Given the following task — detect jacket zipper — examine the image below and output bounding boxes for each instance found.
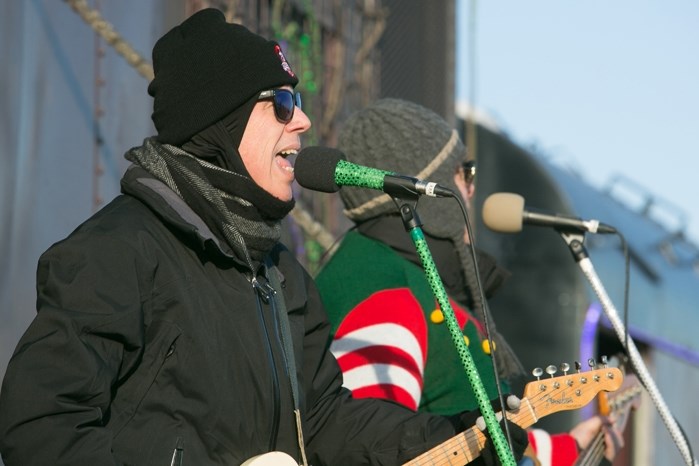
[252,278,281,452]
[169,437,184,466]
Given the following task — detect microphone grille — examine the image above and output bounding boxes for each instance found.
[482,192,525,233]
[294,146,346,193]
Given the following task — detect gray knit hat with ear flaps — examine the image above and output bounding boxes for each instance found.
[338,98,524,381]
[338,98,463,238]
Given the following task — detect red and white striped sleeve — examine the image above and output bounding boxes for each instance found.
[528,429,579,466]
[330,288,428,411]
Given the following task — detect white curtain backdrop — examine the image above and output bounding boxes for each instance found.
[0,0,175,401]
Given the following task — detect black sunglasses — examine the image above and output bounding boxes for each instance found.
[258,89,302,123]
[461,160,476,184]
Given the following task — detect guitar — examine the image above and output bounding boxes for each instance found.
[574,372,642,466]
[240,451,298,465]
[403,366,623,466]
[239,366,623,466]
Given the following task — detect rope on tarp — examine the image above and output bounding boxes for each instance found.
[63,0,154,81]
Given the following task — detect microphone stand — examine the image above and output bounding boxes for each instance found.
[394,198,516,466]
[558,230,697,466]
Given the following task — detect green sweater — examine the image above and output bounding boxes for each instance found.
[317,231,503,414]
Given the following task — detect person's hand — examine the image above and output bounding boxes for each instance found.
[446,395,528,464]
[569,415,624,462]
[474,395,528,465]
[451,394,522,431]
[479,419,529,466]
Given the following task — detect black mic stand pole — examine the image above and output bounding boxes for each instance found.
[559,230,696,466]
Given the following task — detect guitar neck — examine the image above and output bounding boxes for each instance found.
[575,431,606,466]
[574,407,634,466]
[574,375,641,466]
[403,399,538,465]
[404,367,623,466]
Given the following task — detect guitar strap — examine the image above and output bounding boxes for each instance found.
[265,259,309,466]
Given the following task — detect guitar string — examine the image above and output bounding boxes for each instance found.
[576,381,641,466]
[408,385,595,465]
[407,400,543,465]
[577,433,606,466]
[406,374,615,466]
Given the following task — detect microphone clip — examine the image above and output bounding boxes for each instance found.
[395,201,423,232]
[558,230,589,262]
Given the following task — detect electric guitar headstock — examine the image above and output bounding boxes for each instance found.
[522,358,623,420]
[403,357,623,466]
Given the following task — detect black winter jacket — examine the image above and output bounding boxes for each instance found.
[0,166,458,466]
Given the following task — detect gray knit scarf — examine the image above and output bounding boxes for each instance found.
[125,137,294,271]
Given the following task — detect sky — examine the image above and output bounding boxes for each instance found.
[455,1,699,244]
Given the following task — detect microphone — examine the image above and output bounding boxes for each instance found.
[294,146,454,198]
[482,192,617,234]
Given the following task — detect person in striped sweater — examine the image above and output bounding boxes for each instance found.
[316,98,621,466]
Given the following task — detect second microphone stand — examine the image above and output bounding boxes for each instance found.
[559,230,696,466]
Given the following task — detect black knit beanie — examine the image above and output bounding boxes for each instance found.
[148,8,299,145]
[337,98,465,240]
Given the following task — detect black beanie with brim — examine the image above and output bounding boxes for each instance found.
[148,8,299,146]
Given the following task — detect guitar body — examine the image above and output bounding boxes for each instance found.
[240,451,298,466]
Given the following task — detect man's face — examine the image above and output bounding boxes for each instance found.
[238,85,311,201]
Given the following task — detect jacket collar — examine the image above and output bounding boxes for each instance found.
[121,164,248,266]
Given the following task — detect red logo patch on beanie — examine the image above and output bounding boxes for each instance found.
[274,44,296,78]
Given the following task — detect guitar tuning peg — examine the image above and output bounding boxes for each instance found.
[545,365,557,378]
[587,358,596,370]
[560,362,570,375]
[600,355,609,367]
[562,362,574,387]
[574,361,582,373]
[532,367,543,380]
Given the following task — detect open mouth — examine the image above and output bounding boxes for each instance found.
[277,149,298,174]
